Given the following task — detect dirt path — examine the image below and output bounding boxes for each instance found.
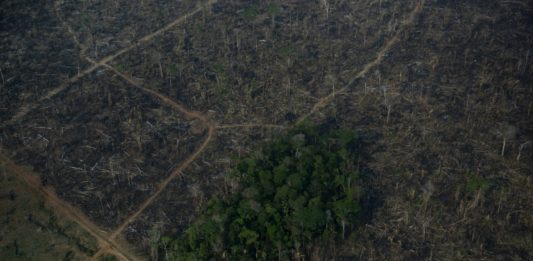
[0,64,100,128]
[295,0,426,125]
[102,64,210,123]
[2,0,426,260]
[90,62,289,259]
[85,62,215,259]
[3,1,218,128]
[88,63,289,258]
[1,2,219,260]
[87,97,215,260]
[0,155,138,261]
[89,125,215,260]
[54,0,86,55]
[90,1,426,259]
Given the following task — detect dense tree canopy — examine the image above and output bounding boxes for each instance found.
[161,122,364,260]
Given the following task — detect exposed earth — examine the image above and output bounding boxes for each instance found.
[1,0,532,260]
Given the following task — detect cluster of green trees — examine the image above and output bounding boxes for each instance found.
[160,123,364,260]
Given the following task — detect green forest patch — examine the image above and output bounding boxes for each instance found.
[160,122,365,260]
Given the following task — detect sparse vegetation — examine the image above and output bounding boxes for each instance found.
[1,0,531,260]
[0,165,98,260]
[243,6,259,22]
[464,173,492,194]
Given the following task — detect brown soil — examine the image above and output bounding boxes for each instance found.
[1,0,531,260]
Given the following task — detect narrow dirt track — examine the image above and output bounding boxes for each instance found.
[2,0,427,260]
[102,63,210,123]
[295,0,426,125]
[91,57,290,260]
[1,63,100,128]
[54,0,86,55]
[3,0,218,128]
[2,2,220,260]
[0,155,137,261]
[90,1,426,259]
[86,61,216,260]
[88,108,215,260]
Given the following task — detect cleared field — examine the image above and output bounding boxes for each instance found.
[0,70,206,230]
[1,0,531,259]
[0,164,99,260]
[0,0,90,123]
[57,0,200,60]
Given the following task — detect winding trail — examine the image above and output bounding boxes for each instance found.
[88,63,216,260]
[90,1,426,259]
[295,0,426,125]
[2,0,426,260]
[3,1,218,260]
[2,1,216,128]
[89,123,215,260]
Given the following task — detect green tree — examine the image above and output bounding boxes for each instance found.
[161,122,364,259]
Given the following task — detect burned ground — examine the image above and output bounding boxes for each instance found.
[109,0,416,125]
[57,0,200,60]
[120,127,281,257]
[0,70,205,229]
[0,164,99,260]
[1,0,532,260]
[0,0,90,123]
